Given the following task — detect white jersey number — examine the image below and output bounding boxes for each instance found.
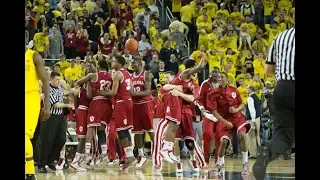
[100,80,112,90]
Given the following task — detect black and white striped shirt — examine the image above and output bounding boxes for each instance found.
[266,27,295,81]
[49,84,64,115]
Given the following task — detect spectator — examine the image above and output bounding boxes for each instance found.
[25,6,37,40]
[64,25,77,59]
[165,54,179,74]
[55,54,70,75]
[64,59,82,85]
[148,54,160,74]
[246,85,261,158]
[33,28,50,58]
[138,34,151,57]
[75,29,89,59]
[153,60,166,88]
[253,0,264,28]
[240,0,255,18]
[63,13,76,32]
[149,0,159,17]
[48,26,64,60]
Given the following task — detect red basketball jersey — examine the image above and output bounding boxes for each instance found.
[78,86,89,108]
[91,71,113,98]
[171,70,194,93]
[115,69,132,101]
[131,70,152,103]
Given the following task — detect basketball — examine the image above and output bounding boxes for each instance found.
[125,38,138,52]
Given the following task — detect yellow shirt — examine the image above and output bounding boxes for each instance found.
[191,50,208,64]
[216,9,229,20]
[71,0,80,11]
[149,27,158,42]
[133,8,145,18]
[64,67,82,82]
[26,49,40,93]
[253,59,266,80]
[207,32,216,50]
[56,60,70,75]
[109,23,118,40]
[213,38,225,51]
[180,5,194,23]
[245,78,254,87]
[204,2,218,18]
[196,15,212,25]
[153,38,164,51]
[198,22,212,38]
[230,12,244,26]
[237,86,248,104]
[172,0,182,12]
[263,0,274,16]
[84,0,96,14]
[38,0,45,14]
[207,54,222,71]
[252,80,263,99]
[33,33,49,53]
[227,73,236,87]
[178,64,185,71]
[52,10,62,18]
[224,35,238,50]
[76,6,85,17]
[266,75,275,86]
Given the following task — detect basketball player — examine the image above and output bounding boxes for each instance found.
[70,62,96,171]
[130,57,154,168]
[198,67,220,164]
[170,74,207,173]
[25,30,51,180]
[77,60,113,166]
[97,55,135,170]
[159,58,207,163]
[207,72,251,175]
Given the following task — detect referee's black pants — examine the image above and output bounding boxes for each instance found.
[39,114,66,166]
[268,81,295,161]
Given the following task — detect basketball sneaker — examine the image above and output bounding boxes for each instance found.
[120,157,137,170]
[80,155,93,167]
[95,156,103,166]
[55,158,66,170]
[70,162,87,172]
[107,159,118,166]
[189,160,200,172]
[26,174,37,180]
[241,162,250,175]
[211,163,224,176]
[135,156,147,168]
[176,162,183,173]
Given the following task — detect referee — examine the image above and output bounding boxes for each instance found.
[38,71,74,173]
[253,26,295,180]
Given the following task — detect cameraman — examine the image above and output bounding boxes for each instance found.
[261,84,274,146]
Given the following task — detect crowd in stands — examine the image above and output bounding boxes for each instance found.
[25,0,295,158]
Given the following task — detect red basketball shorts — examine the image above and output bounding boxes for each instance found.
[87,97,112,127]
[75,105,88,138]
[132,101,154,134]
[112,100,134,132]
[217,116,251,143]
[176,113,196,140]
[163,94,181,124]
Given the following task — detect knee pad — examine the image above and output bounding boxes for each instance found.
[118,130,131,141]
[184,139,195,151]
[97,130,106,144]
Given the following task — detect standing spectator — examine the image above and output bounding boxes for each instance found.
[240,0,255,18]
[153,60,166,88]
[38,72,73,173]
[260,84,274,146]
[44,3,55,28]
[138,34,151,57]
[165,54,179,74]
[76,29,89,59]
[55,54,70,75]
[246,85,261,158]
[48,26,64,60]
[63,13,76,32]
[25,6,37,40]
[263,0,275,25]
[149,0,159,16]
[33,28,50,58]
[148,54,160,74]
[97,32,115,56]
[253,0,264,28]
[180,4,196,50]
[159,41,173,63]
[64,25,77,59]
[71,0,80,11]
[84,0,97,15]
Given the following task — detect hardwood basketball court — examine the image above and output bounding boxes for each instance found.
[35,158,295,180]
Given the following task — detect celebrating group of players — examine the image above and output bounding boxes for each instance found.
[68,53,251,177]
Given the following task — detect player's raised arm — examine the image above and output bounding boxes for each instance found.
[181,57,207,80]
[265,41,276,76]
[98,71,121,97]
[77,73,95,86]
[131,71,152,97]
[34,52,50,120]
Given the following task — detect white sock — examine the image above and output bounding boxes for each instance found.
[176,155,181,162]
[101,144,107,155]
[162,141,174,151]
[124,146,134,158]
[72,152,81,163]
[85,143,91,154]
[60,149,66,159]
[217,156,224,166]
[242,151,248,164]
[190,153,196,161]
[138,148,144,157]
